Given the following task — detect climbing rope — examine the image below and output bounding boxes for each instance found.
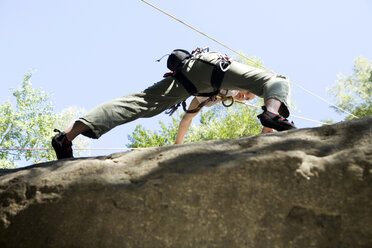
[0,2,354,153]
[140,0,359,119]
[0,147,146,151]
[0,148,127,151]
[217,95,330,126]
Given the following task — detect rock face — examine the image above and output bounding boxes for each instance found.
[0,117,371,248]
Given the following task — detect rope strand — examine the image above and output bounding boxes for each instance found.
[0,148,143,151]
[140,0,358,119]
[0,100,330,152]
[0,2,353,154]
[229,98,330,126]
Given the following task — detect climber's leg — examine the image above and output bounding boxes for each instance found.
[51,129,74,159]
[77,77,189,139]
[64,121,90,142]
[52,76,189,159]
[257,97,296,131]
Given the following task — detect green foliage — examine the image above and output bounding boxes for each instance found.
[0,73,90,168]
[127,103,261,148]
[128,116,180,148]
[328,56,372,119]
[186,104,261,143]
[0,73,56,168]
[235,53,265,69]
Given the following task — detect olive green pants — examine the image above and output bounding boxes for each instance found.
[79,52,291,139]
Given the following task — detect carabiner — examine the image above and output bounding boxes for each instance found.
[222,96,234,107]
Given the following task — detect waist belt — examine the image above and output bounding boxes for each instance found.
[166,56,232,115]
[173,55,232,97]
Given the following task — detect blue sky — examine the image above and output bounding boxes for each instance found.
[1,0,371,161]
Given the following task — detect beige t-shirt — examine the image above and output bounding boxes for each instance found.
[195,90,239,107]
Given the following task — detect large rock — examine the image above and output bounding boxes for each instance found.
[1,117,371,248]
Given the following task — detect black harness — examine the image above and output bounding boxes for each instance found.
[164,48,232,115]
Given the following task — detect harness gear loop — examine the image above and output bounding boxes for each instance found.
[217,54,233,72]
[192,47,210,55]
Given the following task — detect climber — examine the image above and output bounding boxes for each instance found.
[52,48,296,160]
[175,90,274,144]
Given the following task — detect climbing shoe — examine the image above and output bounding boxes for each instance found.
[257,106,297,131]
[51,129,73,160]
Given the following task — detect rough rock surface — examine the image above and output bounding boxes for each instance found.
[0,117,371,248]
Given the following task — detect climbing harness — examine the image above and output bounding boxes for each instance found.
[158,46,330,126]
[141,0,359,119]
[163,47,233,115]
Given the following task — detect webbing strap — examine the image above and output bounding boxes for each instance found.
[194,57,231,92]
[211,63,225,91]
[173,57,228,96]
[167,57,229,115]
[172,71,220,97]
[172,72,198,95]
[182,96,218,114]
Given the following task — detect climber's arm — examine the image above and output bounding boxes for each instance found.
[175,97,202,144]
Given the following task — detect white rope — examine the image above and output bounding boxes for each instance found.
[226,99,330,126]
[140,0,359,119]
[0,147,145,151]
